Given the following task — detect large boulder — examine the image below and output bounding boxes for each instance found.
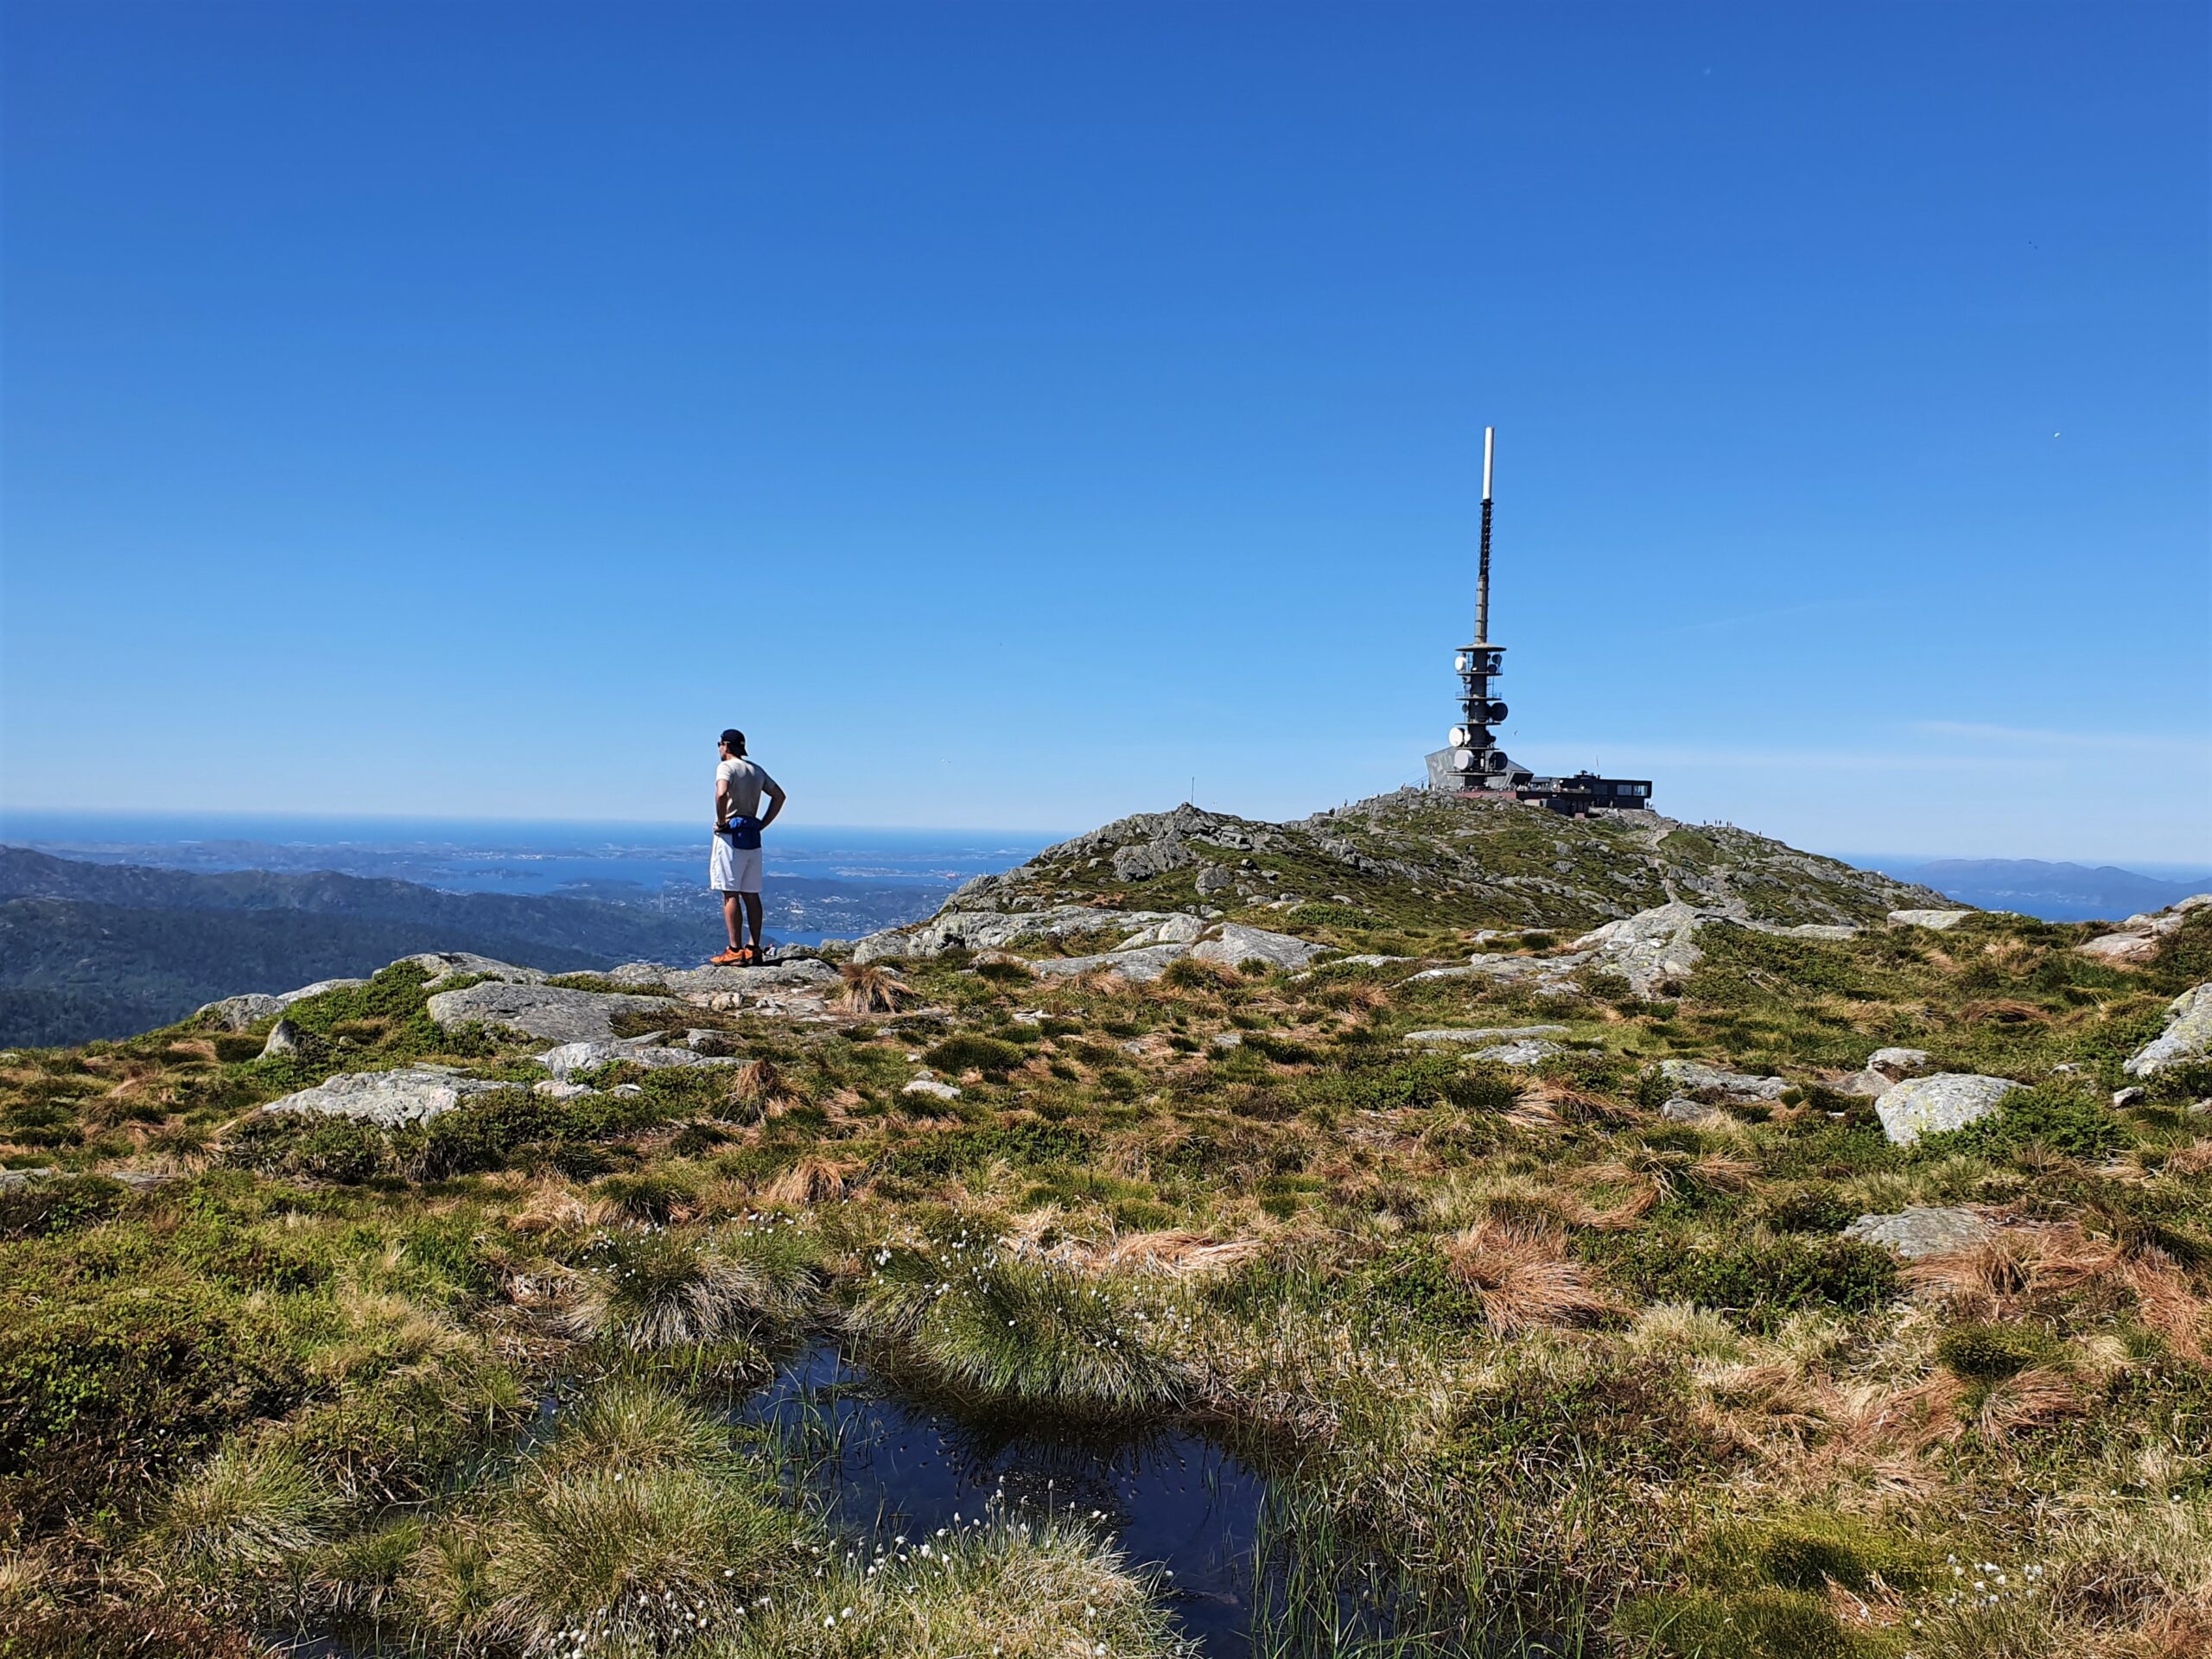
[1842,1205,1995,1259]
[1888,908,1973,931]
[2123,984,2212,1078]
[425,982,681,1045]
[1874,1073,2023,1146]
[262,1067,501,1127]
[1657,1058,1789,1103]
[1573,903,1710,996]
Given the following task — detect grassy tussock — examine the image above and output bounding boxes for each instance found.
[709,1511,1191,1657]
[851,1245,1194,1414]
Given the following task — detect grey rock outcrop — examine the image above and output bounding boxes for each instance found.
[261,1019,303,1058]
[1874,1073,2023,1146]
[1657,1058,1789,1102]
[1573,903,1711,996]
[1031,944,1188,983]
[399,952,549,988]
[901,1076,961,1101]
[1112,841,1197,882]
[1843,1205,1995,1259]
[2078,895,2210,967]
[1837,1046,1935,1096]
[1660,1097,1729,1125]
[262,1067,501,1128]
[853,906,1173,964]
[425,982,681,1046]
[196,993,284,1031]
[2123,984,2212,1078]
[1888,908,1973,931]
[1191,924,1327,973]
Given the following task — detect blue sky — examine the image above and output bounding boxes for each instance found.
[3,1,2206,862]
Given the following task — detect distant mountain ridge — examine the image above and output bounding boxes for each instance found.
[0,848,720,1046]
[1897,858,2210,923]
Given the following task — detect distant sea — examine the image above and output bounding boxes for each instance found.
[0,811,1059,944]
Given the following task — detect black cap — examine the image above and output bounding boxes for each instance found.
[719,728,745,752]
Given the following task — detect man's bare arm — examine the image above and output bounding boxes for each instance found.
[759,780,787,830]
[715,779,734,829]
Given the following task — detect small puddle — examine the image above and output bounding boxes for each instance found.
[742,1342,1268,1652]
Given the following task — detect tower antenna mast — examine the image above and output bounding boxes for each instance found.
[1475,426,1495,645]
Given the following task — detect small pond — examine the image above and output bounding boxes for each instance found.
[742,1342,1270,1651]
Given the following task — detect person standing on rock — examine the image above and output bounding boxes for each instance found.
[710,728,786,965]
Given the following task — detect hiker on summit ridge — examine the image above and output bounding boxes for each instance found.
[709,728,786,966]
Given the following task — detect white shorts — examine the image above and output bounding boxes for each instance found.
[709,837,762,894]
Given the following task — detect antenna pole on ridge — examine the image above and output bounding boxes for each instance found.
[1475,425,1496,645]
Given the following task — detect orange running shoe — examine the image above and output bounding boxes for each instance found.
[709,948,745,965]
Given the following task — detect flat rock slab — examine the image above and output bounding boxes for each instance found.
[1843,1205,1995,1259]
[1478,1039,1565,1066]
[2124,983,2212,1078]
[1660,1096,1729,1125]
[1407,1026,1572,1046]
[277,977,367,1007]
[536,1039,741,1081]
[901,1076,962,1100]
[197,993,284,1030]
[1888,909,1973,930]
[1189,924,1328,972]
[1658,1058,1789,1102]
[1032,944,1188,982]
[426,982,682,1045]
[854,906,1176,963]
[263,1067,502,1127]
[1874,1072,2024,1145]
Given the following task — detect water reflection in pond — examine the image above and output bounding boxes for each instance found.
[743,1343,1268,1652]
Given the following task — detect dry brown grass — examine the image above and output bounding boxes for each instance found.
[1976,1364,2091,1438]
[1440,1217,1618,1333]
[760,1156,849,1207]
[1097,1230,1265,1276]
[1907,1223,2207,1357]
[836,962,910,1014]
[728,1058,783,1105]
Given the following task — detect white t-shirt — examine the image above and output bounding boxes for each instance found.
[715,756,777,820]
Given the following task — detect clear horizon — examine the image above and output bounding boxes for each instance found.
[3,3,2205,865]
[5,804,2209,885]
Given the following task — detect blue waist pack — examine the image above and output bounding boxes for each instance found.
[721,816,763,850]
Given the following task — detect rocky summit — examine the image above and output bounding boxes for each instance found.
[2,793,2209,1659]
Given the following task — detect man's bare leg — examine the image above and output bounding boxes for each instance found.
[722,893,743,952]
[741,893,766,956]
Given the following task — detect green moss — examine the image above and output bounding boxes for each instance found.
[1583,1230,1899,1331]
[1936,1320,2056,1382]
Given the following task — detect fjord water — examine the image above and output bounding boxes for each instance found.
[0,811,1053,897]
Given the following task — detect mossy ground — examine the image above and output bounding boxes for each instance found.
[1,891,2207,1657]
